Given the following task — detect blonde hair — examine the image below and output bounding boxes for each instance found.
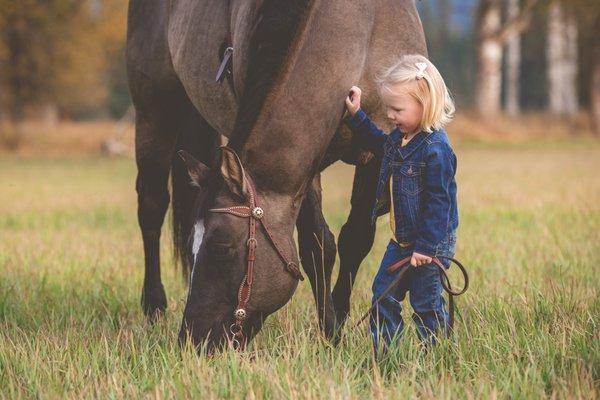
[374,54,455,133]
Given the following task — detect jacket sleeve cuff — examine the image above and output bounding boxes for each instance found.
[344,108,367,128]
[413,240,437,257]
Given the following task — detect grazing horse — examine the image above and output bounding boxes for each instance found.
[126,0,426,351]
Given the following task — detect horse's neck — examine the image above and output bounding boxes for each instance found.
[231,0,281,38]
[239,0,425,196]
[239,0,372,195]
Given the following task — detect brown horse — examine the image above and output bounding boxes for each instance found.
[126,0,426,351]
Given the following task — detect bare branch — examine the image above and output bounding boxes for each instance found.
[493,0,541,44]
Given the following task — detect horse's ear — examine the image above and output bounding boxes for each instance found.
[219,147,248,199]
[178,150,210,187]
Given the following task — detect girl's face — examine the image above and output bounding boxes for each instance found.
[381,82,423,135]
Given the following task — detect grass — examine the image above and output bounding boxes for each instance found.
[0,139,599,398]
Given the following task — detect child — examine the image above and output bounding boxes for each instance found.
[344,54,458,354]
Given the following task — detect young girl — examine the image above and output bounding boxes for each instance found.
[344,54,458,353]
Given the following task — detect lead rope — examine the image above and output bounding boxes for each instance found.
[352,255,469,336]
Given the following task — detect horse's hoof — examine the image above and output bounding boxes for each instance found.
[141,284,167,323]
[325,328,342,347]
[333,307,350,329]
[323,314,342,346]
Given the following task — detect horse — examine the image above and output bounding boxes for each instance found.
[126,0,426,352]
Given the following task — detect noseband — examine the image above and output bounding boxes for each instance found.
[208,167,303,350]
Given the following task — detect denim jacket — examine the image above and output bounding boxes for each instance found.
[345,109,458,257]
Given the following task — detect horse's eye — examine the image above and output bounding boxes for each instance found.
[207,242,233,261]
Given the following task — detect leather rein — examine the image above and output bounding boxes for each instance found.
[208,169,304,350]
[353,255,469,334]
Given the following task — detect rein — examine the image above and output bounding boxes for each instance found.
[352,255,469,334]
[208,169,304,350]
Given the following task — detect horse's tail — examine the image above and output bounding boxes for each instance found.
[170,114,218,279]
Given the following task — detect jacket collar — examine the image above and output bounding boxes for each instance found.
[389,129,429,160]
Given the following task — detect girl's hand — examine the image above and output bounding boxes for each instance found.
[410,252,432,267]
[345,86,362,116]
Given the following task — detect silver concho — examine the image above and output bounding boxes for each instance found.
[234,308,247,320]
[251,207,264,219]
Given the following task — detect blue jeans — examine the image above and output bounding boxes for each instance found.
[370,235,456,353]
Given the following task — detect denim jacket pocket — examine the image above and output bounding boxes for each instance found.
[396,162,425,196]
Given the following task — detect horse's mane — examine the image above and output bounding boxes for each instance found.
[227,0,312,151]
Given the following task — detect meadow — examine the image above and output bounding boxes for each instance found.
[1,138,599,398]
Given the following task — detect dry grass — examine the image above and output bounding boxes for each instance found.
[447,111,597,141]
[0,111,597,157]
[0,120,135,157]
[0,126,599,398]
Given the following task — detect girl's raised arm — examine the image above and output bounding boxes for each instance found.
[344,86,387,151]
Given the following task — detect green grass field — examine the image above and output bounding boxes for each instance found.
[1,140,599,399]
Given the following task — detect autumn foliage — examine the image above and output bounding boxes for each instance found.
[0,0,127,122]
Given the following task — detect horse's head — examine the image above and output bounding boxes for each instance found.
[177,147,302,353]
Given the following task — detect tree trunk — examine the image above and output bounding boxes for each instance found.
[476,0,503,116]
[592,14,600,135]
[439,0,452,44]
[547,1,579,116]
[2,14,28,149]
[505,0,521,116]
[563,6,578,115]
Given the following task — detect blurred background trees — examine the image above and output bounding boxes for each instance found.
[0,0,598,139]
[0,0,127,125]
[421,0,600,133]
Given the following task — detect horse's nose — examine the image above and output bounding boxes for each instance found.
[178,310,232,354]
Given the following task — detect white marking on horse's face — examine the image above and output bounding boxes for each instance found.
[187,219,205,304]
[192,219,205,265]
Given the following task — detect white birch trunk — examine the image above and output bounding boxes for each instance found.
[547,2,579,116]
[477,0,503,115]
[564,10,578,115]
[593,62,600,134]
[592,15,600,135]
[505,0,521,116]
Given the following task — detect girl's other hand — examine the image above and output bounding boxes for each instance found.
[345,86,362,116]
[410,252,432,267]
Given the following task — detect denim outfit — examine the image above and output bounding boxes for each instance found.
[345,109,459,351]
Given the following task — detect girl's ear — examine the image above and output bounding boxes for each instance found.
[178,150,210,187]
[219,146,249,199]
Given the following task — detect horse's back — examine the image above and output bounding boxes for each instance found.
[126,0,176,85]
[167,0,239,135]
[126,0,238,135]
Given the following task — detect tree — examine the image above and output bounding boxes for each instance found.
[504,0,521,115]
[475,0,539,116]
[546,1,579,116]
[563,0,600,134]
[592,13,600,134]
[0,0,127,125]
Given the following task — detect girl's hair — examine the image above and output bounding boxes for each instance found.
[374,54,455,133]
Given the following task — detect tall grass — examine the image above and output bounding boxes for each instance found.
[0,140,598,398]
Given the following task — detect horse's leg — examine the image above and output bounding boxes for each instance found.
[131,72,215,322]
[136,124,171,321]
[296,174,338,342]
[332,157,380,328]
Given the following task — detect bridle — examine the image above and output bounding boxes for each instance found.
[208,162,304,350]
